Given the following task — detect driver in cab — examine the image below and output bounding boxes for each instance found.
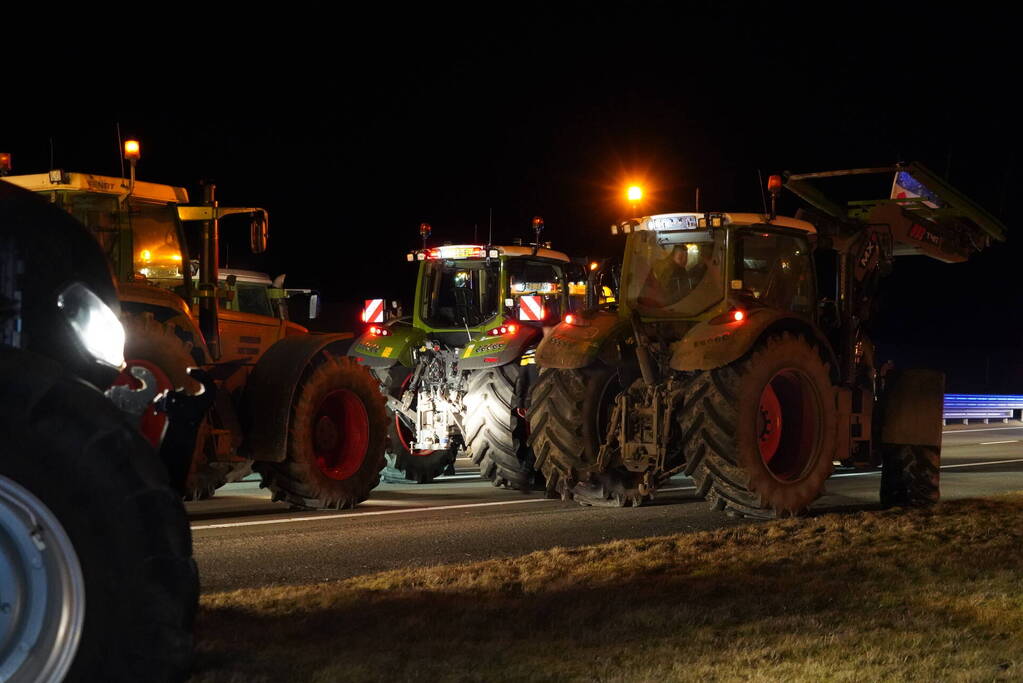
[648,244,709,305]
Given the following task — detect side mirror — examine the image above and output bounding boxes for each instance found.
[308,293,321,320]
[250,210,269,253]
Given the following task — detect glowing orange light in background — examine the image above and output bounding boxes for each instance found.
[124,140,141,161]
[627,185,643,202]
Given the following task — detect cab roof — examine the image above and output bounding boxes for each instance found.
[635,212,816,234]
[1,171,188,204]
[409,244,570,263]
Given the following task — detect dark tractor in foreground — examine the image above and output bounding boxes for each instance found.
[529,164,1006,517]
[0,181,196,681]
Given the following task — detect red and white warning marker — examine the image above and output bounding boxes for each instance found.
[518,295,546,321]
[362,298,385,323]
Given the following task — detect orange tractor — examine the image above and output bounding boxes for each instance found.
[3,145,387,508]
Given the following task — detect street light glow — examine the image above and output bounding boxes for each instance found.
[627,185,643,201]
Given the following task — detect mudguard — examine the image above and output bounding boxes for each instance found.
[242,332,355,462]
[459,326,542,370]
[347,323,423,369]
[879,368,945,447]
[534,311,631,370]
[670,309,838,375]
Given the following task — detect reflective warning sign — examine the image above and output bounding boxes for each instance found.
[518,295,545,321]
[362,299,385,323]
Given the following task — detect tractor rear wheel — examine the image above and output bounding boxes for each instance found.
[680,332,836,518]
[257,355,387,509]
[527,364,642,505]
[0,370,197,682]
[376,367,458,485]
[463,364,537,490]
[880,444,940,507]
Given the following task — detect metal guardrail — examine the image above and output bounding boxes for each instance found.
[943,394,1023,423]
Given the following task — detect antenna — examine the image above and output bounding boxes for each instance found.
[49,137,54,170]
[695,187,700,212]
[757,169,769,215]
[488,207,493,245]
[116,122,125,180]
[474,223,478,243]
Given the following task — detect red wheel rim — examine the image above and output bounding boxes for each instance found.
[113,359,173,448]
[313,389,369,480]
[757,369,819,481]
[757,383,783,465]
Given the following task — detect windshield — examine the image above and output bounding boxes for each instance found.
[133,207,185,284]
[420,259,500,328]
[625,229,725,317]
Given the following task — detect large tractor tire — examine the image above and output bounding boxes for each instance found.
[880,444,940,507]
[376,367,458,485]
[528,364,643,506]
[680,332,836,518]
[463,364,536,490]
[0,370,197,682]
[257,355,387,509]
[121,313,220,500]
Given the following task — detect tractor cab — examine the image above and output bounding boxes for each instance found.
[618,212,817,330]
[403,243,586,342]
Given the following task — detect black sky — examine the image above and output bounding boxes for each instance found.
[3,5,1018,389]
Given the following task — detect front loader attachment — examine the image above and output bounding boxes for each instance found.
[785,162,1007,263]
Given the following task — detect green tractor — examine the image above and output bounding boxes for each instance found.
[529,164,1006,516]
[348,219,588,486]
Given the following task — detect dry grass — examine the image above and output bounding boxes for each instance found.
[192,494,1023,682]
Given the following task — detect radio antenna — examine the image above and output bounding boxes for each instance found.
[757,169,769,215]
[488,207,493,245]
[116,122,125,180]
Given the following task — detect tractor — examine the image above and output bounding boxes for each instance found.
[1,179,196,681]
[348,219,588,486]
[528,164,1007,516]
[2,145,387,509]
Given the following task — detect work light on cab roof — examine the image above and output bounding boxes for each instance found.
[123,139,141,161]
[0,152,11,175]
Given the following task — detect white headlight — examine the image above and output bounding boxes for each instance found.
[57,283,126,369]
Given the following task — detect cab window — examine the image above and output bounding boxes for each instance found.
[734,230,814,316]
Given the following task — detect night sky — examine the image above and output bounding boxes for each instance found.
[3,6,1017,390]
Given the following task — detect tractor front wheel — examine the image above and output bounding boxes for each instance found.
[257,355,387,509]
[680,332,836,518]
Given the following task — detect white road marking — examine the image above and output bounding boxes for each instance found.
[192,498,555,530]
[194,461,1023,531]
[979,440,1020,445]
[193,485,702,531]
[833,457,1023,477]
[943,426,1023,434]
[941,458,1023,469]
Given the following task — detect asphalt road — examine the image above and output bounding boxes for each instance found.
[190,422,1023,593]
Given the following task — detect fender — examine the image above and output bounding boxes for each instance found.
[534,310,632,370]
[670,309,839,379]
[347,323,423,369]
[459,326,542,370]
[242,332,356,462]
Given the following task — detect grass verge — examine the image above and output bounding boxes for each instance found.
[192,494,1023,682]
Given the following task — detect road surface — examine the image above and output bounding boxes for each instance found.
[190,423,1023,592]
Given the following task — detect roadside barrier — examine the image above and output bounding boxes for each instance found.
[943,394,1023,424]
